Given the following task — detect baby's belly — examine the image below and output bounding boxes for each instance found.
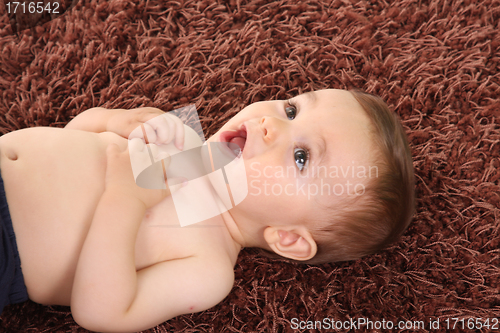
[0,127,126,305]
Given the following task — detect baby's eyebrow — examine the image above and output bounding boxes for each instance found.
[314,134,327,172]
[290,90,317,106]
[302,91,317,105]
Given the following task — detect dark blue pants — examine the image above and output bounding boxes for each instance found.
[0,170,28,315]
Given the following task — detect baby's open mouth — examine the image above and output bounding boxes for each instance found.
[220,126,247,156]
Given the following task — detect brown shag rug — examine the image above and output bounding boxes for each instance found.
[1,0,500,332]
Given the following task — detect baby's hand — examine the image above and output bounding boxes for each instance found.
[107,107,185,150]
[104,144,184,208]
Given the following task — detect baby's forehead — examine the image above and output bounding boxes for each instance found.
[290,89,371,127]
[291,89,353,102]
[296,89,372,135]
[300,90,378,179]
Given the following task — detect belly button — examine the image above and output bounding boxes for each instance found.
[6,150,18,161]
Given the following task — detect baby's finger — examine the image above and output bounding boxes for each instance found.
[165,116,175,143]
[151,115,175,144]
[145,115,170,145]
[168,115,185,150]
[141,123,157,144]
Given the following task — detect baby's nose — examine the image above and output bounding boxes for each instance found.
[259,116,279,142]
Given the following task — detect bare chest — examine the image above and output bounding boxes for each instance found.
[0,127,236,304]
[134,193,237,270]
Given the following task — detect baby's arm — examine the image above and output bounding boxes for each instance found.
[65,107,122,133]
[66,107,185,149]
[71,145,233,332]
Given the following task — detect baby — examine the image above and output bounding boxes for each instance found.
[0,89,414,332]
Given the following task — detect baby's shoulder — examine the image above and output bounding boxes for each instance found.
[191,251,236,301]
[141,249,235,314]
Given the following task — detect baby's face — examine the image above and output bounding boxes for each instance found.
[209,89,375,231]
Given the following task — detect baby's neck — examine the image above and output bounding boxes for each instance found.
[219,210,245,251]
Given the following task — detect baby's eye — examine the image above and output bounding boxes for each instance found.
[294,148,308,171]
[285,104,297,120]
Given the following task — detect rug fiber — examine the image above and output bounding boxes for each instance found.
[1,0,499,332]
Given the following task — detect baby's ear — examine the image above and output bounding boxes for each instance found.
[263,226,317,261]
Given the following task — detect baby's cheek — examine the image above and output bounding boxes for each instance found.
[246,162,272,183]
